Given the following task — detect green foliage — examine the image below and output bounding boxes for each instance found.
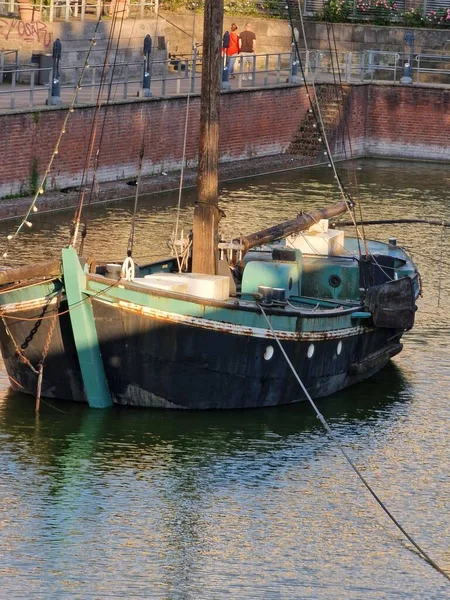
[159,0,287,18]
[353,0,399,25]
[159,0,450,27]
[321,0,353,23]
[29,158,39,196]
[423,7,450,28]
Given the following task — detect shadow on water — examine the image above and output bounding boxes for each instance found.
[0,362,411,469]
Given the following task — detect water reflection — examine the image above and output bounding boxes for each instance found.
[1,159,450,597]
[0,362,410,469]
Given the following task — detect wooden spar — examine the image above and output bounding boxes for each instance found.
[334,218,450,228]
[191,0,223,275]
[0,259,61,286]
[239,201,349,254]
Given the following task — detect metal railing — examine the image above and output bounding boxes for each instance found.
[0,0,158,22]
[0,50,19,84]
[2,50,450,111]
[0,52,293,110]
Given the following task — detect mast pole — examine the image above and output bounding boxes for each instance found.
[191,0,223,275]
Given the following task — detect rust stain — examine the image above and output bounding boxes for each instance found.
[0,293,61,315]
[93,297,370,342]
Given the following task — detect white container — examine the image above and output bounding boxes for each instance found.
[287,228,344,256]
[133,276,188,293]
[144,272,230,300]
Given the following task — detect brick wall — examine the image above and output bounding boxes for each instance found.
[0,87,308,197]
[366,85,450,160]
[1,83,450,198]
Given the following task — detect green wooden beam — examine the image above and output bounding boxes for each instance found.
[62,246,112,409]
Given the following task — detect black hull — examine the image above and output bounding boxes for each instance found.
[0,269,410,410]
[0,297,85,402]
[90,298,403,409]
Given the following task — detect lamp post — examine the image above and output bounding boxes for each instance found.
[140,34,153,98]
[46,38,62,105]
[400,31,414,85]
[289,27,300,84]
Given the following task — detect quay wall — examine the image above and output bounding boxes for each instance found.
[0,87,310,198]
[1,83,450,199]
[366,85,450,161]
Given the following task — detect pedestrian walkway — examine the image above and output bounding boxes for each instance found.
[0,57,293,111]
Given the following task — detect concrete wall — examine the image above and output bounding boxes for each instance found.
[160,13,293,57]
[2,81,450,198]
[301,22,450,54]
[2,12,450,68]
[0,17,163,64]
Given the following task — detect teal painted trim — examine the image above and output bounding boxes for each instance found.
[351,311,372,319]
[0,280,61,306]
[86,278,358,333]
[62,247,112,409]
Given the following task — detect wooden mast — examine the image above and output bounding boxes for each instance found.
[191,0,223,275]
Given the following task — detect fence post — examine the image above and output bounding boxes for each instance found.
[346,52,352,82]
[139,34,152,97]
[401,31,415,85]
[400,62,413,84]
[46,38,62,105]
[289,43,300,84]
[190,45,197,94]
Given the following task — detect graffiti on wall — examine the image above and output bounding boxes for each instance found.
[0,19,53,47]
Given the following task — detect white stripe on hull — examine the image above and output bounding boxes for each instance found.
[92,297,372,342]
[0,293,61,314]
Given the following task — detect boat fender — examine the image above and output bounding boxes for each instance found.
[121,256,135,281]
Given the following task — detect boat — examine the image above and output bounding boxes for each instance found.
[0,0,420,409]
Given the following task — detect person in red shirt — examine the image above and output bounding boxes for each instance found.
[225,24,241,79]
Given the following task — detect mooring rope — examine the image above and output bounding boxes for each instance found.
[291,0,368,259]
[258,303,450,583]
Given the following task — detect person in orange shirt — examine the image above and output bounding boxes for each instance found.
[226,24,241,79]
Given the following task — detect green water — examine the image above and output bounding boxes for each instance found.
[0,159,449,598]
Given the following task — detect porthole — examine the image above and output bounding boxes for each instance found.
[329,274,342,288]
[264,346,274,361]
[307,344,315,359]
[337,341,342,356]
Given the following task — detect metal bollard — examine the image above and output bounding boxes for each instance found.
[401,31,414,85]
[46,38,62,106]
[221,64,231,90]
[139,34,153,98]
[288,44,300,84]
[400,62,413,85]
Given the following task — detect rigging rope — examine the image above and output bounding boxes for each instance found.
[173,2,199,272]
[71,1,128,251]
[322,20,369,250]
[79,3,138,256]
[291,0,369,259]
[258,303,450,583]
[0,16,104,260]
[126,6,161,257]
